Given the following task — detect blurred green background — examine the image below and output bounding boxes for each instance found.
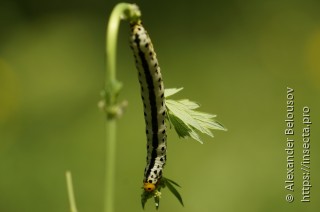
[1,0,320,211]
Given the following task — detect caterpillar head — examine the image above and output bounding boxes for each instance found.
[143,182,156,192]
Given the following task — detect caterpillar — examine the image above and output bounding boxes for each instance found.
[129,21,167,192]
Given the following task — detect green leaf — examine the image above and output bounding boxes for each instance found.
[178,99,200,110]
[164,87,183,98]
[165,89,227,143]
[141,190,153,209]
[164,177,181,188]
[167,111,192,138]
[163,177,184,206]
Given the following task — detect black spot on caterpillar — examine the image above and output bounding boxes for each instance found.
[130,21,167,192]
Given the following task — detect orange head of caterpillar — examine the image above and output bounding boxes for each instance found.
[143,182,156,192]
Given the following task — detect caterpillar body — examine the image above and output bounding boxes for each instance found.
[129,21,167,192]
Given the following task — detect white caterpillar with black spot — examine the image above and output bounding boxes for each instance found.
[129,21,167,192]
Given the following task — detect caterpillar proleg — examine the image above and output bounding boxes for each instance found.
[129,21,167,192]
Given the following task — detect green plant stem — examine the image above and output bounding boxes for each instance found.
[105,3,141,105]
[104,3,141,212]
[104,120,116,212]
[66,171,78,212]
